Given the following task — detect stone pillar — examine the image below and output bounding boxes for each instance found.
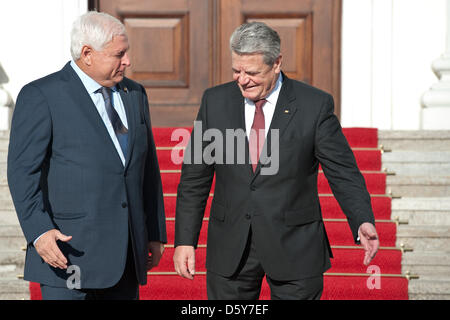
[421,0,450,129]
[0,62,13,131]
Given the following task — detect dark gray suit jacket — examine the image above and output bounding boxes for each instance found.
[175,74,375,281]
[7,62,167,289]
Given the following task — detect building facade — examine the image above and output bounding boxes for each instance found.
[0,0,448,130]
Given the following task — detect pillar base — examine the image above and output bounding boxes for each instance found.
[422,106,450,129]
[0,106,11,131]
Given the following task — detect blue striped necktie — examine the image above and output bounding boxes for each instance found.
[97,86,128,159]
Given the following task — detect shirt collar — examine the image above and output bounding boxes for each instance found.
[70,60,118,94]
[265,72,283,106]
[245,72,283,106]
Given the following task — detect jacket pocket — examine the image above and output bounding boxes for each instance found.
[209,198,226,222]
[52,212,87,220]
[284,203,321,226]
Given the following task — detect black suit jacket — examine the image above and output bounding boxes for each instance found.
[175,74,375,281]
[7,62,167,288]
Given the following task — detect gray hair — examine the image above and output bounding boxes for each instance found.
[230,22,281,65]
[70,11,127,60]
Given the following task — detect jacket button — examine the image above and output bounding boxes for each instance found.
[122,202,128,208]
[245,213,251,219]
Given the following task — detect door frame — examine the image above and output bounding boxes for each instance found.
[88,0,342,119]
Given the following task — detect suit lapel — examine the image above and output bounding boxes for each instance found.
[61,63,124,167]
[117,82,136,170]
[253,74,297,178]
[229,82,247,132]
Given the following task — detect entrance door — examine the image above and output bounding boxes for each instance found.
[93,0,341,126]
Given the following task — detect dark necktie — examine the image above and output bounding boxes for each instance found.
[97,86,128,159]
[249,99,266,172]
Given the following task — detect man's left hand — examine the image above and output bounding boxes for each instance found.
[148,241,165,271]
[358,223,379,266]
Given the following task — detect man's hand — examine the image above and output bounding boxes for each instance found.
[34,229,72,269]
[358,222,379,266]
[173,245,196,280]
[148,241,165,271]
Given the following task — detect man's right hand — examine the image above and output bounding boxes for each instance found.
[173,245,196,280]
[34,229,72,269]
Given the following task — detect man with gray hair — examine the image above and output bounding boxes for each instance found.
[8,11,166,299]
[174,22,379,300]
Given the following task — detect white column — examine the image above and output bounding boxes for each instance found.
[421,0,450,129]
[0,62,13,131]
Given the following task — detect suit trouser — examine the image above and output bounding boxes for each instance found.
[207,228,323,300]
[40,235,139,300]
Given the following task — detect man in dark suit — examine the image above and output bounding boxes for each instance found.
[7,11,166,300]
[173,22,379,300]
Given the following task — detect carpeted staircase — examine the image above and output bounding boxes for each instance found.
[28,127,411,300]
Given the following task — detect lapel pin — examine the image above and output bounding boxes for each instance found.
[124,87,128,93]
[284,109,290,114]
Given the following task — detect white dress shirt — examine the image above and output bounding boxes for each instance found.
[244,73,283,138]
[70,60,128,165]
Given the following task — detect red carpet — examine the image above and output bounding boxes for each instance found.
[138,275,408,300]
[29,127,408,300]
[163,220,397,247]
[157,149,382,171]
[163,196,393,220]
[150,247,402,275]
[161,171,387,195]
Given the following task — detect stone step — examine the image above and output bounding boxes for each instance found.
[0,225,24,237]
[0,198,15,211]
[0,264,24,278]
[0,135,8,145]
[0,210,19,225]
[0,292,29,300]
[383,151,450,175]
[387,175,450,197]
[0,278,29,294]
[396,225,450,251]
[0,186,12,200]
[379,130,450,151]
[392,198,450,225]
[0,130,9,139]
[402,252,450,280]
[0,236,26,251]
[394,210,450,225]
[384,163,450,176]
[408,279,450,300]
[383,151,450,163]
[393,197,450,211]
[0,225,26,251]
[0,250,25,266]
